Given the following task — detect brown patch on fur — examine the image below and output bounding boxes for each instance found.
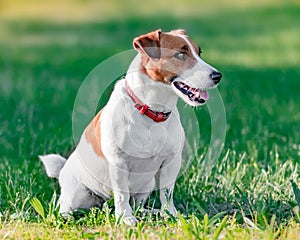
[85,109,105,159]
[133,29,201,84]
[133,29,161,59]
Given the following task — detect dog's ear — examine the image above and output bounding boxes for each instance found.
[133,29,161,60]
[171,29,186,35]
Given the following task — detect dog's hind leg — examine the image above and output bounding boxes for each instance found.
[58,168,103,216]
[58,182,102,216]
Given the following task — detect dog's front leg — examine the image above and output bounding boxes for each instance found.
[109,164,138,226]
[159,157,181,217]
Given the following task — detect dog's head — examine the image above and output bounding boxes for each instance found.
[133,29,222,106]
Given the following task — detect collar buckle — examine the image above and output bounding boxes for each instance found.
[138,104,149,115]
[125,80,171,123]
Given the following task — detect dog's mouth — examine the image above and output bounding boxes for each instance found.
[172,81,209,105]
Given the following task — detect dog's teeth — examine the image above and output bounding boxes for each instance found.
[187,91,194,99]
[173,81,209,103]
[194,91,201,99]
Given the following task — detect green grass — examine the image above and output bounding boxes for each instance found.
[1,0,300,238]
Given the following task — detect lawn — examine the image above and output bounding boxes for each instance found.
[1,0,300,239]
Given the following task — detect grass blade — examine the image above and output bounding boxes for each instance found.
[178,213,193,239]
[209,212,226,226]
[30,197,45,220]
[213,215,228,240]
[290,180,300,207]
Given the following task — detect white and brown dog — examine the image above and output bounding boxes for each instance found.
[40,29,222,225]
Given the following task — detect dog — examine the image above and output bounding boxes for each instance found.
[40,29,222,226]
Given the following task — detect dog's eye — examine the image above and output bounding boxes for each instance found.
[174,52,187,60]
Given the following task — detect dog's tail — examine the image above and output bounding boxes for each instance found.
[39,154,67,179]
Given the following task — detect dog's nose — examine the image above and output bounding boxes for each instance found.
[210,71,222,84]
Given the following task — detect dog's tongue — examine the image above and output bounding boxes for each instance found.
[195,89,209,100]
[200,90,209,100]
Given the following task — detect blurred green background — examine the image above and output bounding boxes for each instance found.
[0,0,300,221]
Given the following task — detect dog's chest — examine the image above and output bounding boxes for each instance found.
[100,79,184,171]
[114,116,182,158]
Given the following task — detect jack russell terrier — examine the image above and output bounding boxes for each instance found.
[40,29,222,225]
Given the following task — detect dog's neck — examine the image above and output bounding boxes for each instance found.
[125,54,178,113]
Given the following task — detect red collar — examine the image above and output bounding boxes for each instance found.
[125,80,171,122]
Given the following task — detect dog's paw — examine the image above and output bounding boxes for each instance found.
[168,207,178,217]
[122,215,138,226]
[60,212,73,219]
[161,206,178,219]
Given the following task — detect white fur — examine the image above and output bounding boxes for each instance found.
[40,31,220,226]
[178,34,218,89]
[171,34,218,106]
